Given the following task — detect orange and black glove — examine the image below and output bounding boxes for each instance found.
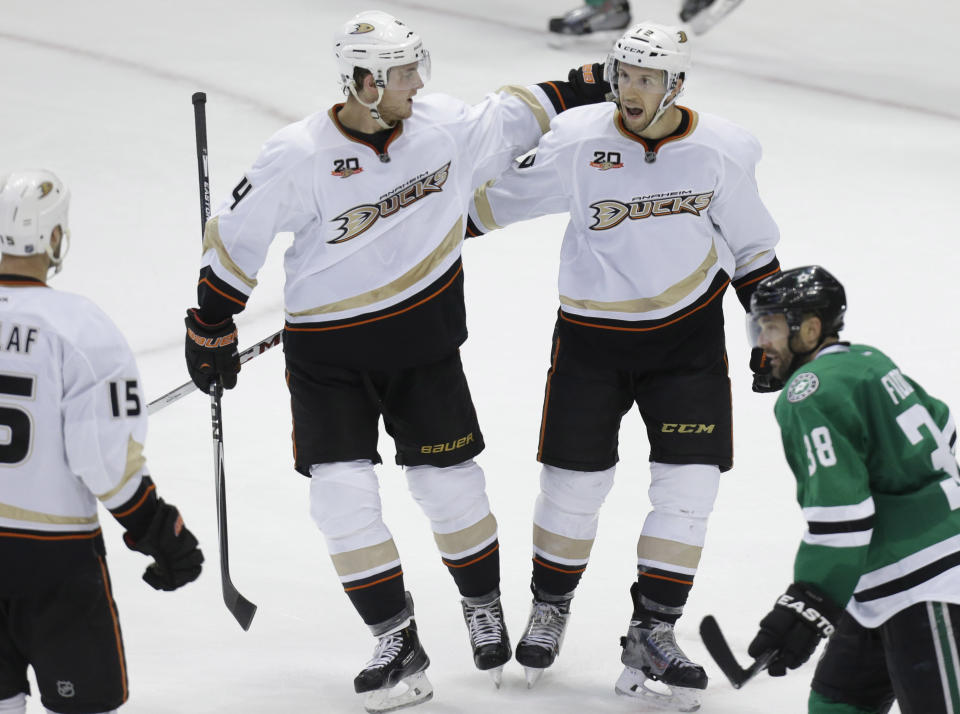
[184,308,240,390]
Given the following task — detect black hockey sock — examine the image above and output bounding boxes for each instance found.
[632,567,694,624]
[343,565,408,627]
[531,554,586,598]
[443,539,500,599]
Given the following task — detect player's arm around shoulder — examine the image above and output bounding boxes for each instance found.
[467,108,597,235]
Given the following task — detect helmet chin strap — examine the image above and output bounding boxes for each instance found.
[346,81,396,130]
[785,332,828,378]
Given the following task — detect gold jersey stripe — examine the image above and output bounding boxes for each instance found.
[637,535,703,570]
[0,501,98,526]
[203,216,259,290]
[330,538,400,578]
[736,249,775,272]
[288,217,463,317]
[433,512,498,556]
[498,85,552,135]
[533,523,594,561]
[473,179,502,232]
[97,436,146,502]
[560,240,717,314]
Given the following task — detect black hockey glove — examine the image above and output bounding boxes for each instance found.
[568,62,612,103]
[124,499,204,591]
[748,582,841,676]
[185,308,240,391]
[750,347,784,393]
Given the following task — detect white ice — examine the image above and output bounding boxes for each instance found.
[2,0,958,711]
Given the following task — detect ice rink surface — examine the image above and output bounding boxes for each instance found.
[2,0,958,711]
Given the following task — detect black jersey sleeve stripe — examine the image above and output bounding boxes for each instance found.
[197,266,248,323]
[109,477,159,540]
[854,550,960,602]
[807,515,875,535]
[734,257,781,310]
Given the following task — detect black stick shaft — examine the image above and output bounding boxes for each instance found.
[192,92,256,631]
[192,92,211,239]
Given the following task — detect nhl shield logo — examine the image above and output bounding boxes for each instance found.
[56,680,75,698]
[787,372,819,403]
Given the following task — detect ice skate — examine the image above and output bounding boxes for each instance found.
[547,1,631,49]
[461,591,512,688]
[679,0,744,34]
[615,618,707,712]
[515,594,571,687]
[354,620,433,713]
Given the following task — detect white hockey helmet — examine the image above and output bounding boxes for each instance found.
[604,21,691,107]
[334,11,430,92]
[0,169,70,275]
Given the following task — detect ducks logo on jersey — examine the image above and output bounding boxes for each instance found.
[589,190,713,230]
[329,162,451,244]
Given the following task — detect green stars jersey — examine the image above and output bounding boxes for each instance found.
[774,343,960,627]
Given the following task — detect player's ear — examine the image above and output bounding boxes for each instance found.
[801,315,823,345]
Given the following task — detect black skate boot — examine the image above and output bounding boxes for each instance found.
[548,0,631,36]
[515,590,572,687]
[355,595,433,713]
[679,0,744,34]
[461,590,512,687]
[616,617,707,712]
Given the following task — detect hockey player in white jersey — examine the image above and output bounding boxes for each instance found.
[0,170,203,714]
[468,22,780,711]
[181,10,611,712]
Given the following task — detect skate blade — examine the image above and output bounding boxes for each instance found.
[488,665,504,689]
[523,666,544,688]
[615,666,702,712]
[546,29,623,51]
[363,671,434,713]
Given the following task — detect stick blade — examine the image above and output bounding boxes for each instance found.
[699,615,750,688]
[224,588,257,631]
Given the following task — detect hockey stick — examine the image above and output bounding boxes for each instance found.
[146,330,281,416]
[193,91,257,631]
[699,615,776,689]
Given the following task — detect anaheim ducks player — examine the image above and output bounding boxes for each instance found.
[0,170,203,714]
[181,10,611,712]
[468,21,780,711]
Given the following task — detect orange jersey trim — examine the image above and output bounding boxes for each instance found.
[442,543,499,569]
[111,483,156,518]
[343,570,403,592]
[639,570,694,586]
[533,557,587,575]
[0,528,102,542]
[198,277,247,307]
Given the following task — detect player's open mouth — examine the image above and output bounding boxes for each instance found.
[624,106,644,118]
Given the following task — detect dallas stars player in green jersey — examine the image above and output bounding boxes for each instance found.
[744,266,960,714]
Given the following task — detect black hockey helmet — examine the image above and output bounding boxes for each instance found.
[750,266,846,337]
